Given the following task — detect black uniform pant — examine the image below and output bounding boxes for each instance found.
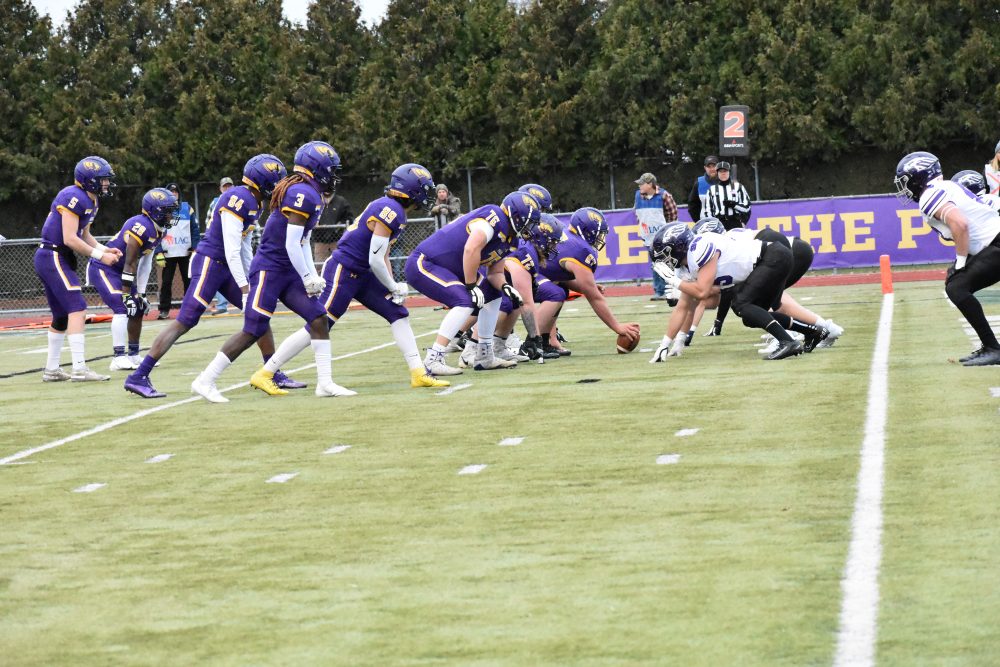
[732,242,793,329]
[159,255,191,314]
[945,242,1000,348]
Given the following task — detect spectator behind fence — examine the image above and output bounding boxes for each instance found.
[429,183,462,229]
[155,182,200,319]
[313,193,353,264]
[986,139,1000,196]
[704,161,751,230]
[633,172,678,300]
[686,155,719,222]
[205,177,234,314]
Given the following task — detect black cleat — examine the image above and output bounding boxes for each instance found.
[961,346,1000,366]
[766,339,804,360]
[803,327,830,353]
[959,346,986,363]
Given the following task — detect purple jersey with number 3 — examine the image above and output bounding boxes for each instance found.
[197,185,261,262]
[333,196,408,273]
[252,181,324,272]
[414,204,517,275]
[40,185,99,246]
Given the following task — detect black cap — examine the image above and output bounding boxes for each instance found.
[164,182,179,192]
[716,161,731,171]
[704,155,719,166]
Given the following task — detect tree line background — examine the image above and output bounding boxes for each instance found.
[1,0,997,235]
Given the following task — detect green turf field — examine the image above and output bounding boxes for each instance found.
[1,282,998,666]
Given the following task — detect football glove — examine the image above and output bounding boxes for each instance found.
[465,283,485,309]
[154,252,166,268]
[649,337,672,363]
[501,283,524,308]
[667,336,685,357]
[137,295,151,317]
[652,262,682,289]
[122,293,139,318]
[390,281,409,305]
[303,275,326,296]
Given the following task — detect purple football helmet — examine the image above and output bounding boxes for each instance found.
[894,151,942,202]
[74,156,116,198]
[501,191,542,239]
[531,213,564,260]
[951,170,987,196]
[692,217,725,235]
[293,141,342,195]
[518,183,553,212]
[568,207,609,251]
[243,154,287,197]
[386,163,436,210]
[141,188,180,229]
[650,222,693,267]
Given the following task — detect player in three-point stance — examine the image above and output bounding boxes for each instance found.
[33,156,121,382]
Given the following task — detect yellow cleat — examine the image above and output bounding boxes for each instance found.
[250,368,289,396]
[411,368,450,388]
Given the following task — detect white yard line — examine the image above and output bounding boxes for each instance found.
[656,454,680,465]
[0,335,431,466]
[833,292,894,667]
[265,473,299,484]
[498,436,524,447]
[458,464,487,475]
[436,383,472,396]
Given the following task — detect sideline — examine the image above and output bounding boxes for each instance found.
[833,292,894,666]
[0,335,432,466]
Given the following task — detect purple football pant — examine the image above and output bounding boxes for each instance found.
[88,262,133,315]
[320,258,408,324]
[404,253,501,308]
[535,277,568,303]
[176,252,245,328]
[242,268,326,338]
[33,247,86,316]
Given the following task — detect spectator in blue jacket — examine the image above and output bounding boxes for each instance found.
[686,155,719,222]
[155,182,200,319]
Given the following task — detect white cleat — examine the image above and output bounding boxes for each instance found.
[109,355,137,371]
[473,346,517,370]
[70,367,110,382]
[458,343,477,369]
[191,375,228,403]
[315,380,357,397]
[425,357,463,376]
[816,321,844,348]
[443,336,466,353]
[758,331,802,355]
[495,336,528,362]
[42,367,72,382]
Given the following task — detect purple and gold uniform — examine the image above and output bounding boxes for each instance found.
[176,185,260,327]
[33,185,100,316]
[243,180,326,337]
[508,239,567,304]
[538,232,599,296]
[404,205,518,308]
[320,196,409,323]
[87,215,162,314]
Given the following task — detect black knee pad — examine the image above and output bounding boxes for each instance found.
[51,315,68,331]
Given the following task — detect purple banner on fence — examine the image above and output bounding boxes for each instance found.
[567,194,951,282]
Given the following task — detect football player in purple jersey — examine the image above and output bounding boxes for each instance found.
[535,207,640,354]
[499,214,565,360]
[405,191,541,373]
[254,163,450,389]
[88,188,177,373]
[124,155,302,398]
[518,183,553,213]
[33,156,121,382]
[191,141,355,402]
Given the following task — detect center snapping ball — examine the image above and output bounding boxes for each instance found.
[616,328,640,354]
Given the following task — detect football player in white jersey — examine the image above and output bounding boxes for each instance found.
[951,170,1000,211]
[896,152,1000,365]
[648,223,827,361]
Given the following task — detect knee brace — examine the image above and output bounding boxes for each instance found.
[51,315,68,331]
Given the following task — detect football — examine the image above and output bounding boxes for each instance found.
[616,329,640,354]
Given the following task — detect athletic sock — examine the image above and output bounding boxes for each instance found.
[312,339,332,385]
[68,333,86,370]
[264,328,311,373]
[203,351,232,383]
[46,331,65,370]
[765,321,793,342]
[136,355,157,377]
[391,318,423,371]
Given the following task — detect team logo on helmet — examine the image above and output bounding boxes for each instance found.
[588,210,603,223]
[149,190,167,201]
[527,187,545,200]
[315,144,337,157]
[263,161,282,173]
[412,167,432,179]
[539,221,555,234]
[902,155,937,173]
[83,160,100,171]
[522,194,537,207]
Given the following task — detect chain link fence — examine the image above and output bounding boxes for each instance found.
[0,216,439,320]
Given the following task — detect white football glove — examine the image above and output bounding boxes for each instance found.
[667,336,685,357]
[390,281,409,305]
[653,262,683,289]
[466,283,485,309]
[649,336,672,363]
[303,275,327,296]
[501,283,524,308]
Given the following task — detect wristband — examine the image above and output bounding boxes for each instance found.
[90,245,105,260]
[465,282,478,290]
[122,271,135,287]
[955,255,967,271]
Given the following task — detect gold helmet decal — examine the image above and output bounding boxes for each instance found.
[315,144,336,157]
[412,167,432,179]
[522,194,537,208]
[83,160,100,171]
[528,187,545,200]
[588,210,603,222]
[539,221,555,234]
[263,161,282,173]
[149,190,167,201]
